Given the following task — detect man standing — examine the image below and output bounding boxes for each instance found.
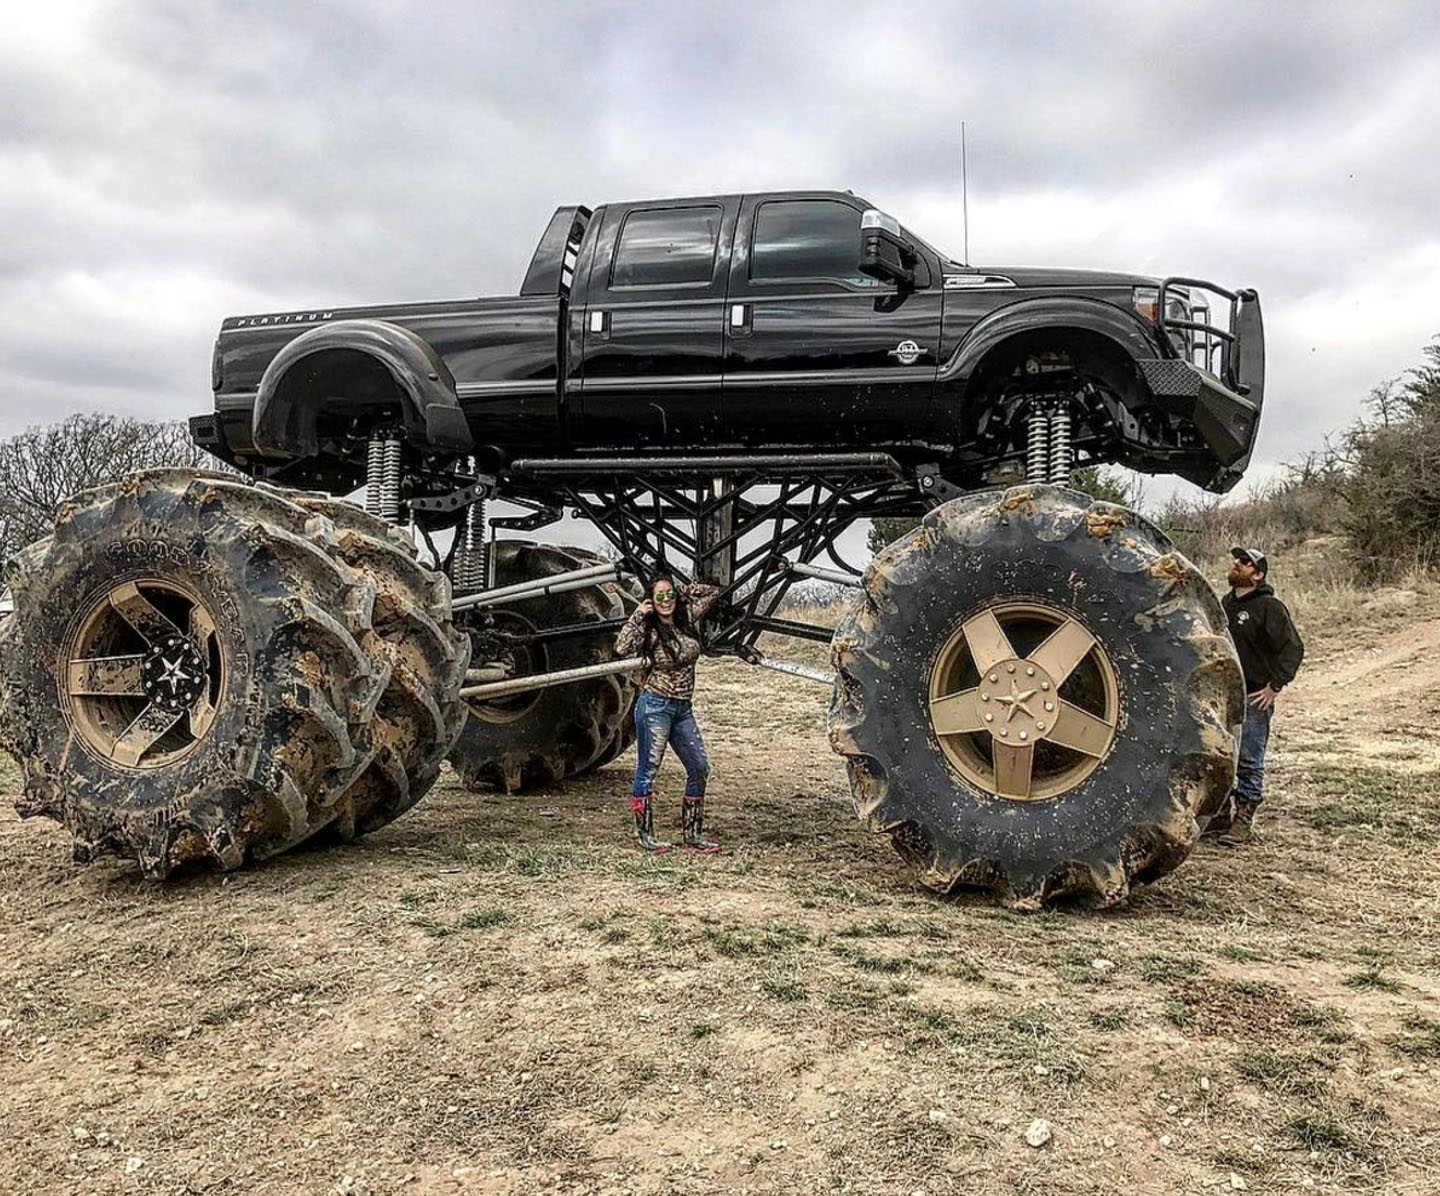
[1209,546,1305,846]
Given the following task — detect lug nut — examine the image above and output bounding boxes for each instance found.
[1037,722,1046,732]
[1006,664,1016,673]
[1026,666,1035,676]
[1044,701,1054,711]
[1040,681,1050,691]
[984,713,993,723]
[999,727,1008,737]
[1019,730,1028,740]
[980,692,989,702]
[989,673,998,683]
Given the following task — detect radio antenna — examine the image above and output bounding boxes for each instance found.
[961,120,970,265]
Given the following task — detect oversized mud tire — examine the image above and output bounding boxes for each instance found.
[0,471,389,876]
[829,485,1243,908]
[282,494,470,838]
[449,541,639,792]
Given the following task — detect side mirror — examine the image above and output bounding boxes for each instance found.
[858,209,916,288]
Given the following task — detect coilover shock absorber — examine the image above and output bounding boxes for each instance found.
[452,485,489,595]
[1048,401,1073,487]
[363,432,403,523]
[1026,399,1052,484]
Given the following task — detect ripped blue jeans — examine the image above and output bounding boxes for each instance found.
[630,692,710,799]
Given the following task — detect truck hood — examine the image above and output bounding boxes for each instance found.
[965,266,1157,289]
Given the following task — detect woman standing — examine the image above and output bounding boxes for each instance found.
[614,576,722,854]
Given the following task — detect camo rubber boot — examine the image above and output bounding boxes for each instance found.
[681,797,722,854]
[631,795,673,854]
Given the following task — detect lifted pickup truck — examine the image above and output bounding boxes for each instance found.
[195,189,1263,495]
[1,189,1266,910]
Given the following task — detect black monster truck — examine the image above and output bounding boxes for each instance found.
[0,189,1263,907]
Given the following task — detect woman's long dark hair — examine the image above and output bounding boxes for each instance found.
[640,575,695,661]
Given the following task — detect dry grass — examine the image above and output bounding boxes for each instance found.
[4,572,1440,1194]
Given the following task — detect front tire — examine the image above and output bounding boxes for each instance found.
[828,485,1243,908]
[0,471,389,876]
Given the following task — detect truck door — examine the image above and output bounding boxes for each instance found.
[723,194,942,442]
[576,199,737,446]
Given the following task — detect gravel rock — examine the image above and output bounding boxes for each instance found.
[1024,1119,1052,1148]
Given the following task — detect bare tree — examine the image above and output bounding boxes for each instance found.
[0,414,227,559]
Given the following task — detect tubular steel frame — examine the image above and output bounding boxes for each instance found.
[502,453,929,655]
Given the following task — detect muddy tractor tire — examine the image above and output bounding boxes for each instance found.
[449,541,639,792]
[283,493,470,839]
[829,485,1243,909]
[0,471,395,876]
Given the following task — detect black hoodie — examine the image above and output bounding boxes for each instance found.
[1222,583,1305,693]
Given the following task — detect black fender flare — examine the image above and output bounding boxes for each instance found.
[252,319,474,458]
[940,296,1164,397]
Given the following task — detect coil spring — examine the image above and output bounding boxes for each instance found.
[1026,402,1052,484]
[453,495,489,594]
[1048,405,1072,487]
[363,435,402,523]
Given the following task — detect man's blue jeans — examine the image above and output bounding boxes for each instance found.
[1234,701,1272,806]
[630,693,710,798]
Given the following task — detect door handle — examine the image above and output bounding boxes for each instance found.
[728,303,751,334]
[589,310,610,337]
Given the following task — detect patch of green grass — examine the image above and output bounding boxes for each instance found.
[1302,762,1440,844]
[1291,1003,1352,1044]
[1343,966,1404,993]
[762,975,808,1003]
[1287,1114,1379,1163]
[825,981,885,1011]
[1163,999,1193,1029]
[1139,954,1203,983]
[601,925,631,944]
[688,1021,716,1040]
[411,915,455,939]
[831,943,927,974]
[649,917,677,950]
[1387,1013,1440,1059]
[835,918,906,939]
[396,890,427,909]
[702,921,810,958]
[1089,1006,1130,1031]
[1234,1048,1327,1098]
[1217,944,1265,963]
[458,906,512,931]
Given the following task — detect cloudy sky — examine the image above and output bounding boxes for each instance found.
[4,0,1439,502]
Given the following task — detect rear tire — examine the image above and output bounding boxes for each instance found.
[828,485,1243,908]
[0,471,388,876]
[448,541,639,792]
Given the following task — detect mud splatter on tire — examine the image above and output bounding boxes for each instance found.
[828,485,1244,909]
[0,471,390,876]
[448,542,640,792]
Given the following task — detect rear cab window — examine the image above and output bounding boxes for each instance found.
[610,206,723,289]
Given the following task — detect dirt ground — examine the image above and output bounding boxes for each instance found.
[3,573,1440,1195]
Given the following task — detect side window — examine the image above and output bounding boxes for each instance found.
[750,200,870,285]
[611,206,722,289]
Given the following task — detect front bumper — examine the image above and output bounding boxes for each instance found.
[1147,280,1265,490]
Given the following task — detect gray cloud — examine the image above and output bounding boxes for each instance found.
[2,0,1438,496]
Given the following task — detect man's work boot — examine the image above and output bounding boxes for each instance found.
[631,795,673,854]
[1202,796,1236,838]
[1218,800,1259,847]
[681,796,722,854]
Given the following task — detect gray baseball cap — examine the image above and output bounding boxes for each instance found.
[1230,546,1269,575]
